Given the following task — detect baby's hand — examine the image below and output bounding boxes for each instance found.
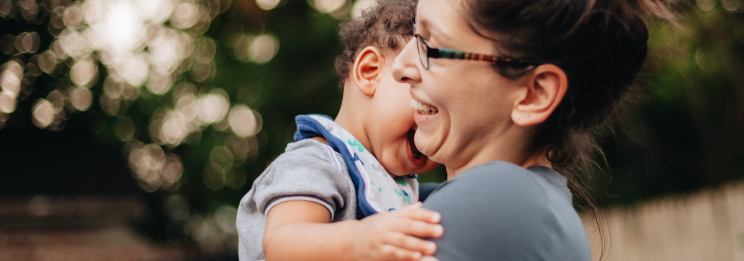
[351,202,443,261]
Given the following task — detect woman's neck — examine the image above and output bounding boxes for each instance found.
[518,147,552,169]
[444,129,551,179]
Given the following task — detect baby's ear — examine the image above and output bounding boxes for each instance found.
[352,46,385,97]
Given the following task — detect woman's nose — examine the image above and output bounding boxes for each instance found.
[392,38,422,85]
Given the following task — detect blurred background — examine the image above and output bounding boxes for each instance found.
[0,0,741,260]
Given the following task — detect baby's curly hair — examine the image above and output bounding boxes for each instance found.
[334,0,417,88]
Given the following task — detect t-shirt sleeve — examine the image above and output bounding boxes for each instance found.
[422,162,586,261]
[253,140,352,221]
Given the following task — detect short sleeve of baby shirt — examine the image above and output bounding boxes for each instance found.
[252,139,353,220]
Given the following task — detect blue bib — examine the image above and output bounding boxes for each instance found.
[294,114,419,218]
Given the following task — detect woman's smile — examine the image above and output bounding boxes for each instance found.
[411,97,439,125]
[410,98,439,115]
[408,90,446,157]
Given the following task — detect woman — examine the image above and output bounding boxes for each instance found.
[392,0,673,260]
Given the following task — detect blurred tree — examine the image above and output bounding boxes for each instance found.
[0,0,359,249]
[593,0,744,206]
[0,0,742,251]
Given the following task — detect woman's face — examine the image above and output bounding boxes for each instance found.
[391,0,528,173]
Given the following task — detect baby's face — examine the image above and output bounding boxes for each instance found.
[365,53,441,176]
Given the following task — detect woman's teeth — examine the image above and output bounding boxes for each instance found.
[411,99,439,115]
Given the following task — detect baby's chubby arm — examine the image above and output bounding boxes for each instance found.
[263,201,443,261]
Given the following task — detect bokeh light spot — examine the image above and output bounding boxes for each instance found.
[70,59,98,86]
[162,154,184,189]
[160,110,189,146]
[104,77,124,98]
[256,0,280,10]
[32,99,55,128]
[697,0,716,11]
[197,89,230,125]
[187,215,223,249]
[146,71,173,95]
[69,87,92,111]
[248,35,279,64]
[215,205,237,234]
[13,32,40,53]
[351,0,376,19]
[47,90,65,113]
[312,0,345,13]
[58,29,92,59]
[229,136,257,165]
[171,2,200,29]
[138,0,175,24]
[0,0,12,18]
[203,163,226,190]
[191,60,215,82]
[128,142,184,191]
[0,92,16,113]
[100,94,121,116]
[1,60,23,98]
[63,4,83,27]
[37,50,58,74]
[210,146,234,168]
[193,37,217,63]
[722,0,742,11]
[228,104,259,137]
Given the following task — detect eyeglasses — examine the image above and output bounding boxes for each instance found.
[414,34,540,70]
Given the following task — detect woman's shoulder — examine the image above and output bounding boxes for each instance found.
[434,161,551,198]
[422,161,591,261]
[425,162,555,216]
[423,161,579,226]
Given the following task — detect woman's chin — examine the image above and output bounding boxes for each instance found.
[414,132,436,158]
[413,113,445,158]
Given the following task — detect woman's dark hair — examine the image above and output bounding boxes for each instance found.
[334,0,417,88]
[462,0,675,257]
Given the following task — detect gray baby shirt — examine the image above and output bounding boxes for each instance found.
[236,139,358,261]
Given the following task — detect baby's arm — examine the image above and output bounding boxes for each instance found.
[264,201,442,261]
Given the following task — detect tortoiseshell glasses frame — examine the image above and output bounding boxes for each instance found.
[414,34,541,70]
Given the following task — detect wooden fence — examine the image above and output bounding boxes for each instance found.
[583,182,744,261]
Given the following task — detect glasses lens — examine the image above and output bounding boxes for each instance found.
[416,35,428,70]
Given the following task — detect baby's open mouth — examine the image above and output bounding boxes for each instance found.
[407,129,424,160]
[411,99,439,115]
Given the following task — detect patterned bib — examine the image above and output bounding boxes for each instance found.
[294,114,419,217]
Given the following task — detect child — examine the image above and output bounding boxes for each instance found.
[236,0,443,260]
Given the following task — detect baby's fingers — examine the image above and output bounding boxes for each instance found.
[378,244,423,261]
[394,219,444,239]
[397,206,441,224]
[385,232,437,256]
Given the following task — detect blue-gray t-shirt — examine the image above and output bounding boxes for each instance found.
[423,161,591,261]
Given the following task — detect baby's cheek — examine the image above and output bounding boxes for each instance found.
[382,152,406,176]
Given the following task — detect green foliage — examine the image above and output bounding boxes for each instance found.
[592,3,744,207]
[0,0,742,249]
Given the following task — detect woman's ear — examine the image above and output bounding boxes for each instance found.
[512,64,568,126]
[352,46,385,97]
